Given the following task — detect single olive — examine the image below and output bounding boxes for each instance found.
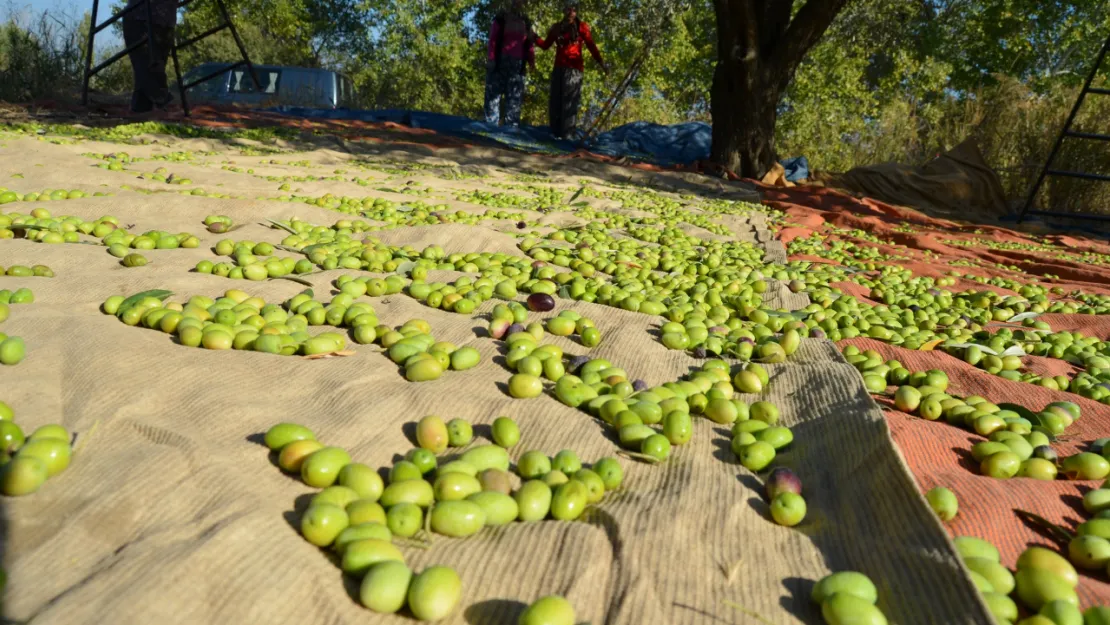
[407,566,462,622]
[301,446,352,488]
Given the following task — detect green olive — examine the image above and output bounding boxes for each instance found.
[518,595,576,625]
[0,456,47,496]
[925,486,958,521]
[461,445,511,472]
[301,503,350,547]
[407,566,462,621]
[334,523,392,554]
[430,500,486,537]
[405,357,444,382]
[663,411,692,445]
[738,441,775,472]
[339,463,385,501]
[347,500,387,526]
[592,457,623,490]
[573,469,605,503]
[311,485,360,509]
[518,451,552,479]
[491,416,520,448]
[434,473,482,501]
[750,401,779,424]
[380,479,435,508]
[0,337,25,365]
[641,434,671,461]
[1015,568,1078,611]
[29,424,68,442]
[446,418,473,447]
[964,557,1014,594]
[275,438,320,472]
[385,502,423,537]
[301,446,352,488]
[16,438,70,477]
[467,490,519,525]
[508,373,544,398]
[360,561,412,613]
[550,480,589,521]
[449,346,480,370]
[811,571,878,604]
[341,538,405,577]
[406,448,438,474]
[514,480,553,522]
[821,593,887,625]
[980,451,1020,479]
[264,422,315,450]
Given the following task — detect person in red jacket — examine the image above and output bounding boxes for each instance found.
[536,1,607,139]
[485,0,537,127]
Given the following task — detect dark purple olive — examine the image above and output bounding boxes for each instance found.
[632,379,648,392]
[909,305,920,312]
[516,221,526,229]
[692,347,707,359]
[567,355,590,373]
[1033,445,1058,463]
[506,323,526,337]
[527,293,555,312]
[765,467,802,501]
[811,329,827,339]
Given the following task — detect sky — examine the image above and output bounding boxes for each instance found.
[4,0,122,44]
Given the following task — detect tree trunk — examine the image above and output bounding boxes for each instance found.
[710,54,779,178]
[710,0,850,179]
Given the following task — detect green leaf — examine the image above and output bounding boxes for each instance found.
[265,219,297,234]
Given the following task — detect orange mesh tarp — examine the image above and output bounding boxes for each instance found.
[770,182,1110,607]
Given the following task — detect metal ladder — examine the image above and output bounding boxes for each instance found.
[1017,31,1110,223]
[80,0,259,117]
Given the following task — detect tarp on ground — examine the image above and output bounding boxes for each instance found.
[262,106,809,176]
[0,132,993,625]
[822,138,1010,219]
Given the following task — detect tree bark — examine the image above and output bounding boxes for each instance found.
[710,0,850,179]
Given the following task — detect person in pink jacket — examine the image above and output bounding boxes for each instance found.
[485,0,537,127]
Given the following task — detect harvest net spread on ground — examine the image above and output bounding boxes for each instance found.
[3,115,1110,624]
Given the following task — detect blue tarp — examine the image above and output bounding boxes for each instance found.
[264,105,807,178]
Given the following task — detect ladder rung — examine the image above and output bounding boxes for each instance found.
[86,38,147,78]
[182,60,246,90]
[1047,169,1110,183]
[1088,87,1110,96]
[177,23,229,50]
[1064,130,1110,142]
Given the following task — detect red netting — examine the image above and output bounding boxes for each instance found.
[769,182,1110,607]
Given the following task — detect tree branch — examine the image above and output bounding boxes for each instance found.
[769,0,849,87]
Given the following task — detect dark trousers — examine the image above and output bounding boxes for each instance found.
[548,66,583,139]
[122,17,175,113]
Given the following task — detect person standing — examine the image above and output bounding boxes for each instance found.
[485,0,537,127]
[536,0,607,139]
[122,0,178,113]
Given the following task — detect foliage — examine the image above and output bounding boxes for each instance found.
[0,6,129,102]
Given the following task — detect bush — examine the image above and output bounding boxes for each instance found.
[0,6,130,103]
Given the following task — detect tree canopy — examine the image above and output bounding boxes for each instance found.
[147,0,1110,176]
